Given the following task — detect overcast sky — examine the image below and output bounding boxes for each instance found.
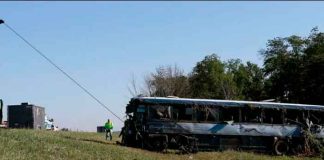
[1,2,324,131]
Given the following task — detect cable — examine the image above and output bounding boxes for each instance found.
[1,20,124,122]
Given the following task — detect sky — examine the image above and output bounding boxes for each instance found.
[1,2,324,131]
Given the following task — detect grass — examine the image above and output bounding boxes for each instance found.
[0,129,321,160]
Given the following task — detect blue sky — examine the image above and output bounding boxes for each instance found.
[1,2,324,131]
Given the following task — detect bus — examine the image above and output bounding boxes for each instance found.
[121,97,324,155]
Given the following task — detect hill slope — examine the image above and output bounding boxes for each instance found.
[0,129,319,160]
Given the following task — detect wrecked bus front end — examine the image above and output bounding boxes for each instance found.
[121,97,324,154]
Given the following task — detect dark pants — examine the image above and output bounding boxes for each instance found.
[105,129,112,140]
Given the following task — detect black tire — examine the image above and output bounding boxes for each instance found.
[273,140,289,155]
[153,138,168,152]
[146,136,168,152]
[177,135,198,154]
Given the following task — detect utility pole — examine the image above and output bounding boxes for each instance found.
[0,99,3,124]
[1,19,5,124]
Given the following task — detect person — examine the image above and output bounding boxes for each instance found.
[104,119,113,140]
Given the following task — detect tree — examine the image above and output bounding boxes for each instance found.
[301,28,324,104]
[189,54,265,100]
[260,27,324,105]
[226,59,265,100]
[241,62,265,100]
[189,54,237,99]
[146,65,190,97]
[127,73,141,97]
[260,35,306,102]
[224,59,243,99]
[127,65,190,98]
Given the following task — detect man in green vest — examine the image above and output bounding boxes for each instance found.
[104,119,113,140]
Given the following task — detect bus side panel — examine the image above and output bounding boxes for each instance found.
[147,121,303,137]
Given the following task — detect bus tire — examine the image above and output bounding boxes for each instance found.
[146,135,168,152]
[273,140,289,155]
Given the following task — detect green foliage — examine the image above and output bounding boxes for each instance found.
[189,54,229,99]
[302,29,324,105]
[189,54,264,100]
[302,129,324,158]
[261,35,305,102]
[225,60,265,100]
[260,27,324,104]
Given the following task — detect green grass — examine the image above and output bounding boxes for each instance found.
[0,129,320,160]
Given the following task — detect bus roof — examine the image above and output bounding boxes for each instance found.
[132,97,324,111]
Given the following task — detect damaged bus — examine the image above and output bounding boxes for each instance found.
[121,97,324,154]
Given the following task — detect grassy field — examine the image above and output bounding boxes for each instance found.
[0,129,320,160]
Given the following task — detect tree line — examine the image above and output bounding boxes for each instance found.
[130,28,324,105]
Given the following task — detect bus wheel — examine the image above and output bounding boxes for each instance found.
[154,138,168,152]
[177,135,198,154]
[273,140,289,155]
[146,136,168,152]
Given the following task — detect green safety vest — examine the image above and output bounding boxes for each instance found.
[105,121,113,130]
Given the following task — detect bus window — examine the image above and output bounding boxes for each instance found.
[148,105,171,120]
[285,109,304,125]
[263,108,284,124]
[195,107,207,122]
[219,107,240,122]
[195,106,219,122]
[309,111,324,125]
[241,107,262,123]
[172,105,193,121]
[207,107,219,122]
